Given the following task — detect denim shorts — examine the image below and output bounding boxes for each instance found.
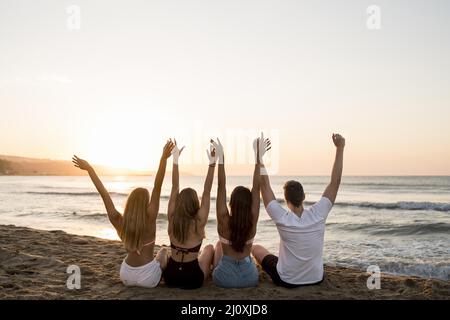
[212,255,259,288]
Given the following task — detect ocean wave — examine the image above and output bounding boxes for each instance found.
[334,222,450,236]
[289,199,450,212]
[75,213,108,219]
[24,191,450,212]
[343,182,450,189]
[338,201,450,212]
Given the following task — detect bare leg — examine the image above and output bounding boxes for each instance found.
[155,247,168,270]
[213,241,223,268]
[198,244,214,280]
[251,244,271,265]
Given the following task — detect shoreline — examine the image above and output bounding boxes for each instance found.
[0,224,448,300]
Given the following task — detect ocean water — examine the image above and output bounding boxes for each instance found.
[0,175,449,281]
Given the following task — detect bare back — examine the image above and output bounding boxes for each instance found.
[168,214,205,263]
[217,214,256,260]
[117,209,158,267]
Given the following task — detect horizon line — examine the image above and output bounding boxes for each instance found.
[2,154,450,177]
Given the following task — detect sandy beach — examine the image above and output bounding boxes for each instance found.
[0,224,448,300]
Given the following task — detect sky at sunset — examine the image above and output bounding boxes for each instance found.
[1,0,450,175]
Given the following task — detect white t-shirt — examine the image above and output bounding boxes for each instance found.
[266,197,333,285]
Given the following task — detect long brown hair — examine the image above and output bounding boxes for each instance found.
[229,186,253,253]
[172,188,200,244]
[119,188,150,252]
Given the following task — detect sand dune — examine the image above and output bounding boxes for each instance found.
[0,225,448,300]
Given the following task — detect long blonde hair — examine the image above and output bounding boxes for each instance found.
[119,188,150,252]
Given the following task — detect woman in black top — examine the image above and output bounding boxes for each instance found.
[162,139,216,289]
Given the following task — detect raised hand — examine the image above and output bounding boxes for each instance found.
[332,133,345,149]
[210,138,224,164]
[254,132,271,164]
[171,139,185,164]
[206,143,217,166]
[72,155,91,171]
[323,133,345,204]
[162,139,176,159]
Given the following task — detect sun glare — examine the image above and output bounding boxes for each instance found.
[84,110,170,171]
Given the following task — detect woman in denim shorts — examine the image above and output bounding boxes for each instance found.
[210,136,270,288]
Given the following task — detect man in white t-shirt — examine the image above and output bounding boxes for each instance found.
[252,133,345,288]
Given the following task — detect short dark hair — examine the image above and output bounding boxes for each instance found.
[283,180,305,207]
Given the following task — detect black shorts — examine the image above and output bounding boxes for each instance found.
[162,257,204,289]
[261,254,325,289]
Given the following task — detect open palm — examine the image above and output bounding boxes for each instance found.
[253,133,271,164]
[72,155,91,171]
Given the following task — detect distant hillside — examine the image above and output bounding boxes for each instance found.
[0,155,151,176]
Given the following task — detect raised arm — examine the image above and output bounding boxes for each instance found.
[257,134,275,208]
[167,140,184,229]
[250,137,261,225]
[149,140,175,218]
[322,133,345,204]
[213,139,228,224]
[72,155,121,229]
[198,143,217,226]
[251,135,272,223]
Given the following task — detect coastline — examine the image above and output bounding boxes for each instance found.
[0,225,448,300]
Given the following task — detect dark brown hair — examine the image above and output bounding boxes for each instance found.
[229,186,253,253]
[172,188,200,244]
[283,180,305,207]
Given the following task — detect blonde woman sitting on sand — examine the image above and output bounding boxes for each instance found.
[162,140,216,289]
[72,139,175,288]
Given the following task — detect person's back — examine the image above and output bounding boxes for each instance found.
[165,189,207,289]
[252,133,345,288]
[217,186,256,260]
[169,215,205,261]
[71,140,175,288]
[163,141,216,289]
[117,187,165,288]
[218,223,254,261]
[211,137,267,288]
[213,185,259,288]
[168,187,205,264]
[266,195,332,284]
